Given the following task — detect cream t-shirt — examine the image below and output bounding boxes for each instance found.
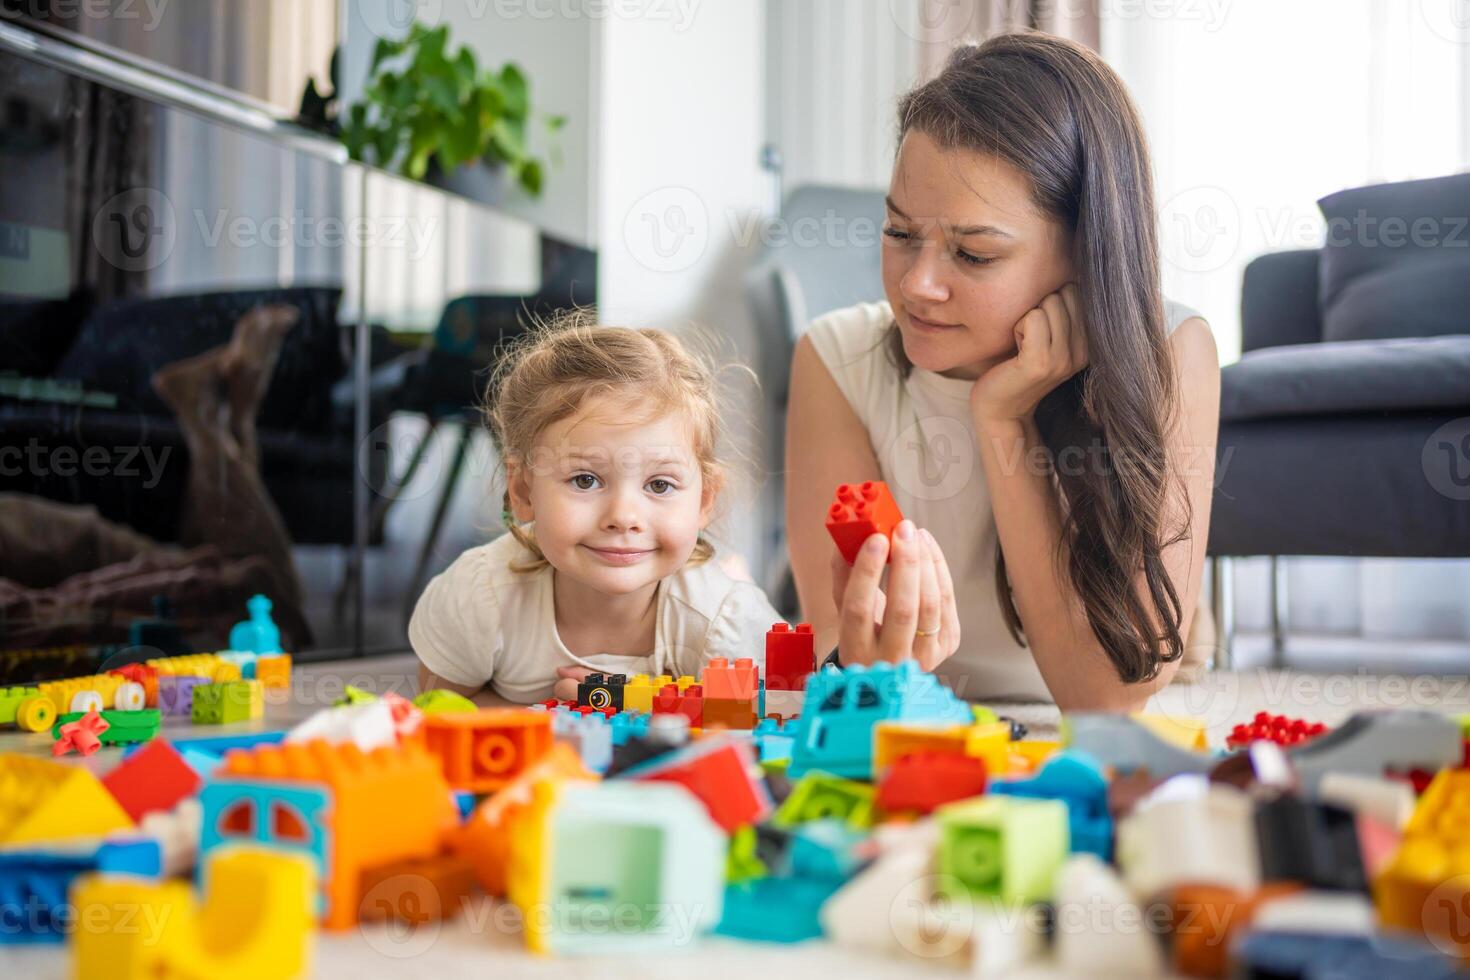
[805,298,1207,702]
[408,531,782,703]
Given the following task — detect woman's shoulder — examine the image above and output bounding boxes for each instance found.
[1163,297,1208,335]
[804,299,894,356]
[801,299,902,418]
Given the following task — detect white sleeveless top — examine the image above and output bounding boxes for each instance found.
[806,298,1205,701]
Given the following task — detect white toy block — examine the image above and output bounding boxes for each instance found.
[1317,772,1416,830]
[1117,781,1259,898]
[137,798,203,877]
[971,898,1045,977]
[1052,854,1165,977]
[763,688,805,719]
[1249,891,1376,936]
[286,701,397,751]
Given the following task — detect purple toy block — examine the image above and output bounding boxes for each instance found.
[158,675,208,715]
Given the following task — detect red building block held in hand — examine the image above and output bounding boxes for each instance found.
[826,481,904,564]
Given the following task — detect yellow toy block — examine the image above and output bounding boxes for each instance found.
[0,754,134,844]
[1006,739,1061,774]
[874,722,971,772]
[674,674,697,693]
[623,675,656,714]
[1372,769,1470,960]
[149,653,234,681]
[1406,768,1470,839]
[963,722,1016,774]
[1135,713,1210,751]
[71,846,316,980]
[37,674,122,714]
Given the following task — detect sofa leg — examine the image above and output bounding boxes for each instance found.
[1269,555,1288,668]
[1210,556,1234,671]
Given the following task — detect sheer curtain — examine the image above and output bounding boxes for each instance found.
[1103,0,1470,650]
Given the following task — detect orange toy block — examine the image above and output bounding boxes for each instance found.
[702,697,757,730]
[255,654,292,690]
[825,481,904,564]
[359,854,477,924]
[420,708,554,793]
[702,657,758,700]
[451,743,593,896]
[217,739,456,930]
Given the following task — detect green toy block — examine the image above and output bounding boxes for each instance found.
[972,705,1000,725]
[725,825,767,884]
[51,709,161,745]
[771,772,875,830]
[412,689,477,714]
[937,795,1069,904]
[191,680,262,724]
[335,685,379,707]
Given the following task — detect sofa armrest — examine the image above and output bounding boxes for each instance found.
[1241,249,1323,352]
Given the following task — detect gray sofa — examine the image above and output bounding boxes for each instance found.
[1209,172,1470,663]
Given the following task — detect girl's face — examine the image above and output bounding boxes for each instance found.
[882,129,1076,380]
[507,395,715,598]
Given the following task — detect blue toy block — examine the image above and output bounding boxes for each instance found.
[227,593,282,654]
[751,717,795,764]
[716,876,842,943]
[548,710,613,774]
[1233,930,1461,979]
[785,819,868,880]
[989,750,1114,860]
[787,662,972,779]
[162,731,288,756]
[198,780,331,915]
[0,839,162,943]
[454,791,477,820]
[608,710,650,747]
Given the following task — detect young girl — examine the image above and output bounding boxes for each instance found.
[410,312,780,705]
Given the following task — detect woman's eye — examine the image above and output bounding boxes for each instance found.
[647,478,675,495]
[882,226,912,243]
[957,249,995,267]
[571,473,600,490]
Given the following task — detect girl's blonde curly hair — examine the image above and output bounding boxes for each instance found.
[484,308,732,572]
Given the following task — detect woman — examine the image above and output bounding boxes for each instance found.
[786,31,1221,712]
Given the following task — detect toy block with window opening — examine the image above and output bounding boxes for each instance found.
[197,739,456,929]
[825,481,904,564]
[787,660,972,780]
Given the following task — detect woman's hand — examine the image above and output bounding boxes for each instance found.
[552,665,592,701]
[970,283,1088,427]
[830,520,960,670]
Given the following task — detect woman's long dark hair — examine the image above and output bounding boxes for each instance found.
[891,31,1187,683]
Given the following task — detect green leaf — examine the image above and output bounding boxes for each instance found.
[545,113,567,131]
[499,63,529,118]
[517,158,543,196]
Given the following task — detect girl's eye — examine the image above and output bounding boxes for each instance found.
[647,478,676,496]
[956,249,995,267]
[571,473,600,490]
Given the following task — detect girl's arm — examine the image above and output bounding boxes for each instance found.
[972,293,1220,711]
[784,335,886,655]
[416,663,521,708]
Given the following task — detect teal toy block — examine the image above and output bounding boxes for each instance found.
[787,661,971,779]
[937,795,1070,904]
[771,771,876,830]
[989,750,1112,859]
[228,593,282,654]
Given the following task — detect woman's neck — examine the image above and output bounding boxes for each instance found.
[552,571,659,657]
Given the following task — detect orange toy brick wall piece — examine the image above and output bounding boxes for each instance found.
[220,739,456,930]
[825,481,904,564]
[765,622,816,692]
[420,708,554,793]
[451,743,593,896]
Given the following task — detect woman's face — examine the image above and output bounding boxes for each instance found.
[882,129,1075,380]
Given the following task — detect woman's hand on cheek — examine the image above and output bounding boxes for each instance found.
[969,283,1088,427]
[833,521,960,670]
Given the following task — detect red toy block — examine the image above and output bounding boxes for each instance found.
[876,751,988,814]
[420,709,554,792]
[652,683,703,727]
[107,664,159,708]
[702,657,758,700]
[100,739,203,821]
[633,739,772,832]
[1226,712,1328,750]
[825,481,904,564]
[765,622,816,691]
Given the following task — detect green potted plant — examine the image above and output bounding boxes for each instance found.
[299,22,563,197]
